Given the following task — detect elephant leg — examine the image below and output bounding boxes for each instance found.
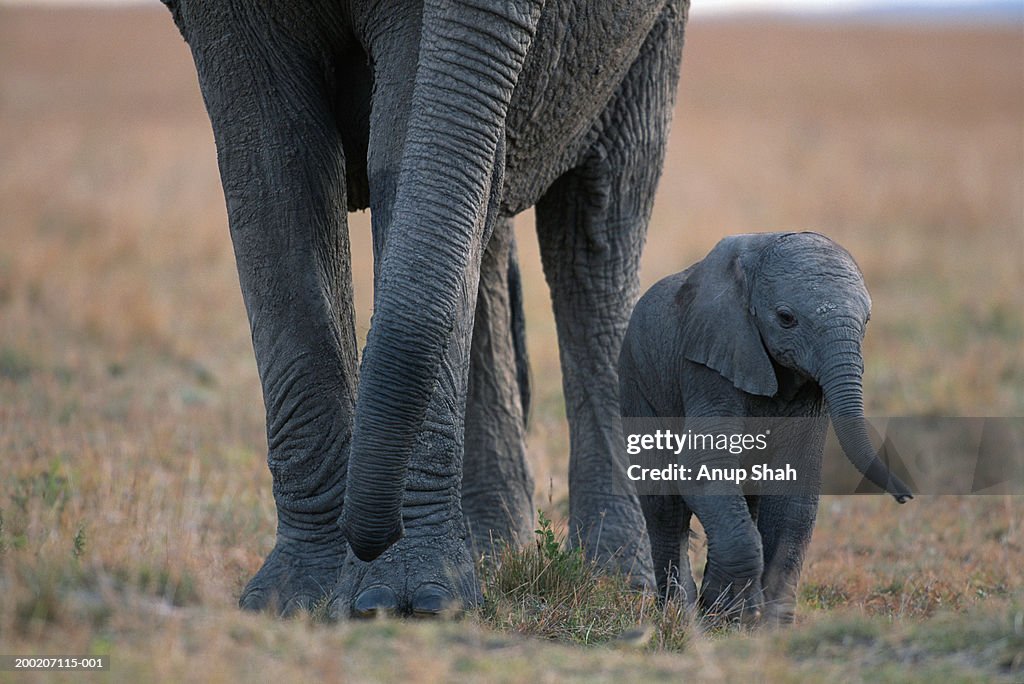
[677,523,697,608]
[184,13,358,615]
[757,494,818,626]
[754,421,825,625]
[534,5,686,588]
[462,218,534,557]
[687,492,765,625]
[536,160,655,586]
[641,495,697,606]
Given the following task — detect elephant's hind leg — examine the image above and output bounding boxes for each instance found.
[642,495,697,605]
[463,218,535,558]
[533,2,687,589]
[184,10,360,615]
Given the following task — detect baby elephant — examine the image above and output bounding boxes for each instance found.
[619,232,911,625]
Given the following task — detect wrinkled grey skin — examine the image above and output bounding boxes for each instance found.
[620,232,912,625]
[162,0,688,617]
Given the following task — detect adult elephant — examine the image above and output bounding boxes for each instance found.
[162,0,688,616]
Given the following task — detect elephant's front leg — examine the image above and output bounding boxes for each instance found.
[185,18,358,615]
[463,218,534,556]
[687,492,765,624]
[754,421,825,625]
[756,494,818,626]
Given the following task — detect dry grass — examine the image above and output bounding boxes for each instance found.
[1,6,1022,681]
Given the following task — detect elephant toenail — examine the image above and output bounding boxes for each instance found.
[281,595,313,618]
[411,583,458,618]
[353,586,398,618]
[239,589,267,612]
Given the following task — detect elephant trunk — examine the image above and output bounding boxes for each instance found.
[340,0,544,563]
[818,338,913,504]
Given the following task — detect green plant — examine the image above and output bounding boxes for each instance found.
[73,525,87,558]
[534,510,561,561]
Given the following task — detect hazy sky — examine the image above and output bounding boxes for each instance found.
[708,0,1023,15]
[700,0,1008,12]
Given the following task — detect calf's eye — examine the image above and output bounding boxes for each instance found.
[776,308,797,328]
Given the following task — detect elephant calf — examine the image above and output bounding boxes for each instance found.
[619,232,912,625]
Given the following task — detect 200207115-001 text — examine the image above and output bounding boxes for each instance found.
[0,656,109,670]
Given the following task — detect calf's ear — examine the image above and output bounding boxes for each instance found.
[676,234,779,398]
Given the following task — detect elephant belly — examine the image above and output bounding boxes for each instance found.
[501,0,668,214]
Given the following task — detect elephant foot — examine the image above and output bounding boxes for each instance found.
[330,521,481,619]
[655,562,699,607]
[698,567,764,627]
[239,534,346,617]
[760,599,796,627]
[570,494,656,590]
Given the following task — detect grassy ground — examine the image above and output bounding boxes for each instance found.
[0,6,1021,682]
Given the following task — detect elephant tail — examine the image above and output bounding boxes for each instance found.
[508,233,532,428]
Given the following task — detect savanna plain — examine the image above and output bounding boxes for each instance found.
[0,7,1021,682]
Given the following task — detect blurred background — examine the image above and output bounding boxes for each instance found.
[0,1,1021,675]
